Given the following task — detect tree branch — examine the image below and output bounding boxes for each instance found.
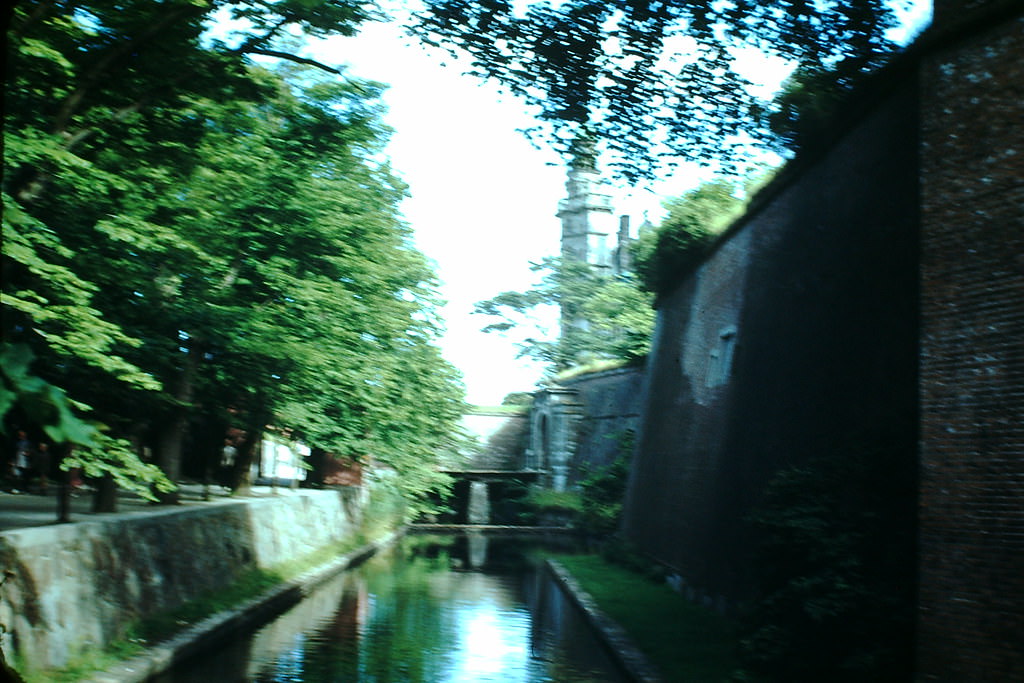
[51,2,207,134]
[241,48,343,74]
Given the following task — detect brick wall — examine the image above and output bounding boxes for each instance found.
[617,1,1022,677]
[559,365,645,483]
[917,11,1024,680]
[622,78,921,604]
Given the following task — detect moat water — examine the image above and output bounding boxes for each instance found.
[156,533,628,682]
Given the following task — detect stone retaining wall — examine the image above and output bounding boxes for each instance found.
[0,488,364,670]
[560,366,645,482]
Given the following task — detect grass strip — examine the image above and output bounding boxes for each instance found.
[553,553,739,682]
[526,488,584,512]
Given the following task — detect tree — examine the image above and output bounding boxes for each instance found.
[4,1,466,510]
[78,65,464,505]
[474,257,655,372]
[1,343,173,518]
[412,0,903,182]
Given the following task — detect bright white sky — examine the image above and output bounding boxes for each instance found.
[312,22,573,406]
[302,2,931,406]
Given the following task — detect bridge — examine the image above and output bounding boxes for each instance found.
[441,408,541,523]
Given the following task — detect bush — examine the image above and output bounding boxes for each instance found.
[633,180,745,294]
[577,430,636,537]
[524,488,583,513]
[739,425,917,681]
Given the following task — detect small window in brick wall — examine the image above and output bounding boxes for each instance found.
[706,326,737,388]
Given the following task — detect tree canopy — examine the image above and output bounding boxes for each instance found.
[3,0,465,508]
[474,257,655,372]
[413,0,904,182]
[3,0,912,505]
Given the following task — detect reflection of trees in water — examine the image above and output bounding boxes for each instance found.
[257,579,368,681]
[247,535,621,683]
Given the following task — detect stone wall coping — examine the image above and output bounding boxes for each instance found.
[552,363,645,387]
[0,497,253,547]
[0,484,320,537]
[546,559,662,682]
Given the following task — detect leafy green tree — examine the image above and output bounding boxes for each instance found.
[762,65,854,152]
[579,449,632,538]
[474,257,654,372]
[4,1,466,510]
[0,343,173,513]
[413,0,903,182]
[82,66,465,504]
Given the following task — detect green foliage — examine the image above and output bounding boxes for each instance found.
[414,0,901,182]
[19,645,140,683]
[500,391,534,406]
[552,357,631,383]
[4,1,466,508]
[475,257,654,372]
[739,428,917,682]
[763,66,853,153]
[1,343,173,497]
[2,201,161,392]
[578,447,632,537]
[1,343,97,446]
[633,179,748,294]
[62,432,175,501]
[133,568,286,645]
[525,488,583,513]
[554,554,739,681]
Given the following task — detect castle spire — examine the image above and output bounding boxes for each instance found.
[557,141,615,269]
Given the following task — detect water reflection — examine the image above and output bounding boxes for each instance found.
[159,534,626,682]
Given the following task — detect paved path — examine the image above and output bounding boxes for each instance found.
[0,482,300,533]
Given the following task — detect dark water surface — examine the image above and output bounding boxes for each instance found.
[157,533,628,682]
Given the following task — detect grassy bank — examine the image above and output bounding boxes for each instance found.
[554,553,739,681]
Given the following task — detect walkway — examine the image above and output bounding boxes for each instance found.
[0,482,301,533]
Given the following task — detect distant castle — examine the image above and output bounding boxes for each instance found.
[556,155,638,276]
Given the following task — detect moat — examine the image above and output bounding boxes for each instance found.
[154,533,628,682]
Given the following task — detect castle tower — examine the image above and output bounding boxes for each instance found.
[557,150,617,270]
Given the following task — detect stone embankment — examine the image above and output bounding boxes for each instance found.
[0,486,367,673]
[85,530,400,683]
[546,559,663,683]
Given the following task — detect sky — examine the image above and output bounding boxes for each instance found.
[313,23,573,406]
[309,21,734,406]
[304,3,933,407]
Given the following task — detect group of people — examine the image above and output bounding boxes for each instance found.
[6,430,55,495]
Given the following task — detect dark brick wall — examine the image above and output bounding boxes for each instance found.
[622,81,921,604]
[917,11,1024,680]
[559,366,645,483]
[618,1,1022,676]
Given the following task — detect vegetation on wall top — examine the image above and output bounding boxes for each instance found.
[633,172,778,296]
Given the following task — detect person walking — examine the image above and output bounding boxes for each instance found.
[12,431,33,493]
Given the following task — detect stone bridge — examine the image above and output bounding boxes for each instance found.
[445,408,541,523]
